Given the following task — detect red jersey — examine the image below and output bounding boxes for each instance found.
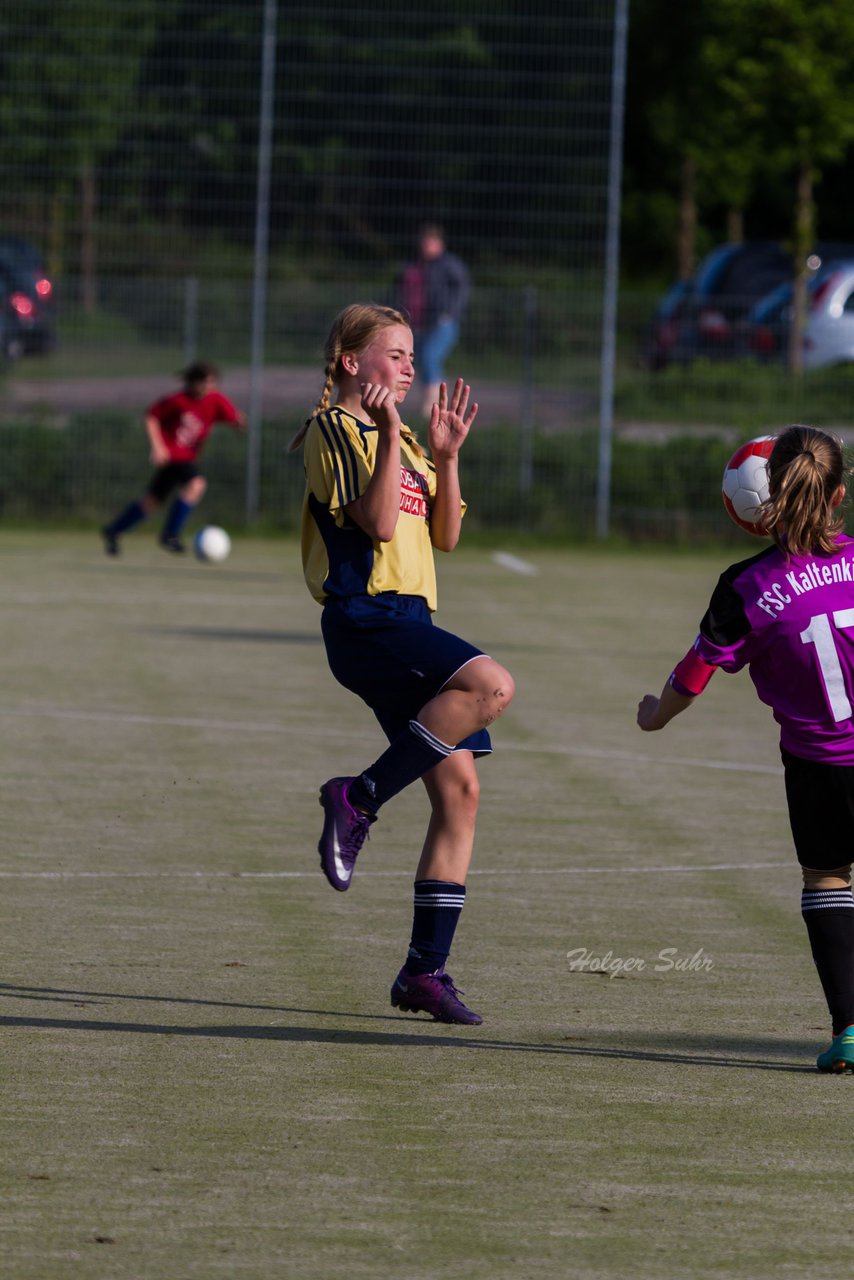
[148,390,242,463]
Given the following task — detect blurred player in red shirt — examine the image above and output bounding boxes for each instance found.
[102,361,246,555]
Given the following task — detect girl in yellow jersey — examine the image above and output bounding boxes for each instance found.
[290,303,515,1024]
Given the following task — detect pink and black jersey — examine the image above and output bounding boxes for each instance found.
[689,534,854,763]
[148,391,242,463]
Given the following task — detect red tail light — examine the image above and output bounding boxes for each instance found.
[35,278,52,299]
[10,293,34,317]
[751,326,776,353]
[810,274,840,311]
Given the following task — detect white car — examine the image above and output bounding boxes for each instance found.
[803,263,854,370]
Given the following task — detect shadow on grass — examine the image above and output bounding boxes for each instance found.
[148,626,320,645]
[85,560,286,585]
[0,981,399,1019]
[0,981,405,1020]
[0,985,819,1072]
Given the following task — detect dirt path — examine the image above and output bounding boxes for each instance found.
[4,366,592,430]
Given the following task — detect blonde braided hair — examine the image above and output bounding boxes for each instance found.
[289,303,415,453]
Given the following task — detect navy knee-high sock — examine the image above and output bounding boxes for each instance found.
[404,880,466,975]
[162,497,194,540]
[348,719,453,813]
[801,886,854,1035]
[105,500,147,536]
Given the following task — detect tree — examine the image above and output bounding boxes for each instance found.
[0,1,156,306]
[702,0,854,371]
[625,0,776,279]
[129,3,263,270]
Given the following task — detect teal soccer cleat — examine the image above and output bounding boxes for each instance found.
[816,1025,854,1073]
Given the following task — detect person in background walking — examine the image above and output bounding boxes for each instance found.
[395,224,470,417]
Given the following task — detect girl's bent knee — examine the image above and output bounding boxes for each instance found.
[497,667,516,707]
[473,660,514,709]
[485,665,514,721]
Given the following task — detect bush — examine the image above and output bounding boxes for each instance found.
[0,410,763,545]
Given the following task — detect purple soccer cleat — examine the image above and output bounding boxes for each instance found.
[317,776,375,891]
[390,965,483,1025]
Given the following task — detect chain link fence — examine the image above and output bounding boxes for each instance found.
[3,0,826,542]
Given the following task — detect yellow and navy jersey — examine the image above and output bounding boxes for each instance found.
[300,405,461,611]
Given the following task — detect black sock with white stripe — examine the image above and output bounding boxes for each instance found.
[801,886,854,1035]
[348,719,454,813]
[404,880,466,976]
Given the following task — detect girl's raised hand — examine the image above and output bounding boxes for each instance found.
[360,382,402,435]
[428,378,478,460]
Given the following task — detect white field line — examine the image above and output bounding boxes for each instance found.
[0,704,782,777]
[491,552,539,575]
[0,861,792,880]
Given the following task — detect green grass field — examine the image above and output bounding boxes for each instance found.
[2,530,850,1280]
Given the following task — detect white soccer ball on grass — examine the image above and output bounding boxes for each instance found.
[194,526,232,563]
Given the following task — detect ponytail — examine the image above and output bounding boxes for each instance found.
[761,425,846,557]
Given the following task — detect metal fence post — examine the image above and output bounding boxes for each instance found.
[519,284,537,497]
[595,0,630,539]
[245,0,277,524]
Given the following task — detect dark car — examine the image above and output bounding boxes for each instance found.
[736,278,796,361]
[644,242,794,369]
[640,278,691,371]
[0,237,56,358]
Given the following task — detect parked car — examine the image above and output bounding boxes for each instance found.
[736,260,841,362]
[735,278,795,361]
[644,242,793,369]
[802,263,854,370]
[0,237,56,358]
[640,278,691,371]
[735,249,854,367]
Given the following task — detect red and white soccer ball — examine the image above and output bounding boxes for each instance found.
[721,435,775,536]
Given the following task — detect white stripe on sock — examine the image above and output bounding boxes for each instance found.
[802,891,854,910]
[409,718,454,757]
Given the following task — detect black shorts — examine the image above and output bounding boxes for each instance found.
[147,461,200,502]
[782,748,854,870]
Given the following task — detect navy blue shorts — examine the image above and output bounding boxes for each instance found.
[321,593,492,756]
